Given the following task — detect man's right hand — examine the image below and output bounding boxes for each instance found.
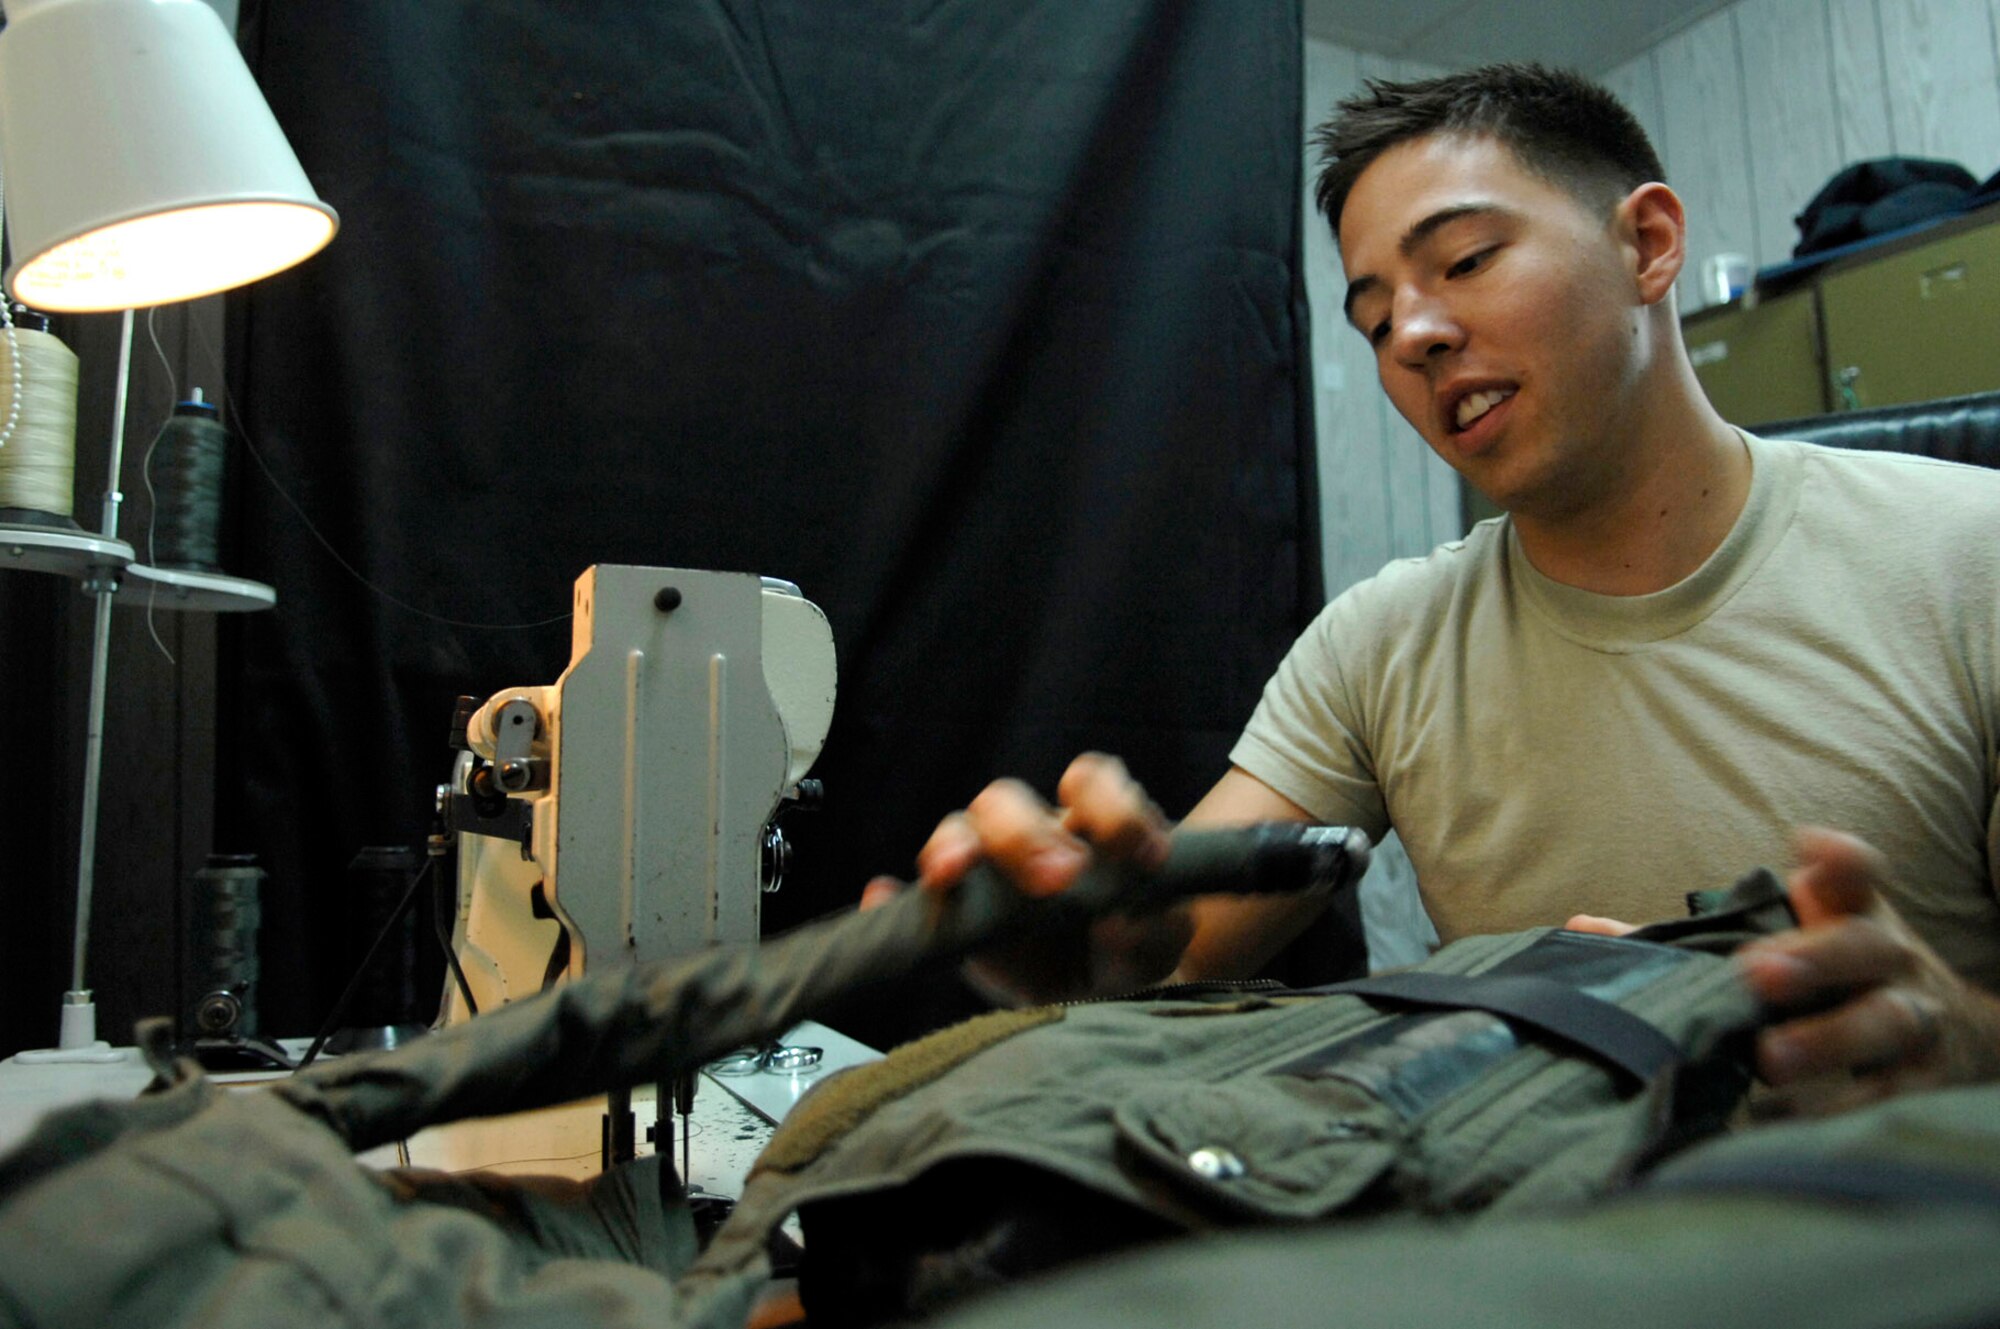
[862,754,1331,1005]
[861,753,1195,1005]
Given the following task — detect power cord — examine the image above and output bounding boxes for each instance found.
[296,853,436,1071]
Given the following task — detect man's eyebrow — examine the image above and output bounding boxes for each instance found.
[1343,202,1515,328]
[1399,202,1511,257]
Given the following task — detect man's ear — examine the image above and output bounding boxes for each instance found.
[1617,182,1686,306]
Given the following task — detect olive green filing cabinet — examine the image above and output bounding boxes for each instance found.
[1818,210,2000,411]
[1683,286,1828,426]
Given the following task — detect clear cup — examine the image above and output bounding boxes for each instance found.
[1700,253,1752,306]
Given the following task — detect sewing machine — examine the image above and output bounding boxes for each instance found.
[439,565,837,1024]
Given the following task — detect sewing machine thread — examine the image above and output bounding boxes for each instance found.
[145,392,229,571]
[0,310,80,523]
[188,854,265,1039]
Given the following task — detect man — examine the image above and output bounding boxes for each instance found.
[870,64,2000,1112]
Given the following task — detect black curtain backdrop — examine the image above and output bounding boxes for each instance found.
[219,0,1320,1047]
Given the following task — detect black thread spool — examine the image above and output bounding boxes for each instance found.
[148,390,228,572]
[330,844,429,1053]
[188,854,265,1040]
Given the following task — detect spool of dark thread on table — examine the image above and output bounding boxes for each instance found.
[330,844,428,1053]
[188,854,265,1040]
[148,389,228,571]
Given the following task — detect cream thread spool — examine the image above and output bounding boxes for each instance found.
[0,310,82,526]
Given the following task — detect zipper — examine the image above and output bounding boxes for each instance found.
[1058,977,1291,1009]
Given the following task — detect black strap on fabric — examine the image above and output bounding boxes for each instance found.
[1318,971,1684,1086]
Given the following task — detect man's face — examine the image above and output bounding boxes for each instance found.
[1337,133,1646,518]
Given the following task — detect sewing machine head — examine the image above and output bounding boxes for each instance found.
[439,566,836,1021]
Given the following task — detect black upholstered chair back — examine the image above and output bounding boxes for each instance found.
[1755,390,2000,470]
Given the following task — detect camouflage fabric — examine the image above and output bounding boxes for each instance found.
[925,1081,2000,1329]
[0,1073,691,1329]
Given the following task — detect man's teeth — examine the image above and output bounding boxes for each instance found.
[1455,388,1514,430]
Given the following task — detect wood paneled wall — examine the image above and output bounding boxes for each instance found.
[1600,0,2000,311]
[1301,43,1461,606]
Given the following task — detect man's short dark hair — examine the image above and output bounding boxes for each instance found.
[1312,63,1665,237]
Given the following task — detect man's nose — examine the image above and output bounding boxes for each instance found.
[1389,293,1464,369]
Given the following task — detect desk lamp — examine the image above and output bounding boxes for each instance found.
[0,0,337,1058]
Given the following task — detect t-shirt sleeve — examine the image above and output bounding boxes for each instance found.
[1229,589,1389,838]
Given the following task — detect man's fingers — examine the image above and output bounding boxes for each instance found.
[1564,914,1637,937]
[1787,825,1889,927]
[911,759,1169,908]
[859,876,906,911]
[1737,916,1916,1008]
[962,779,1088,898]
[1056,752,1170,867]
[1749,1071,1897,1121]
[913,811,985,894]
[1756,984,1945,1085]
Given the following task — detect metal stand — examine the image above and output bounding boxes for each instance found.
[20,311,138,1061]
[603,1086,636,1169]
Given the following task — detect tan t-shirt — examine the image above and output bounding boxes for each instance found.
[1232,432,2000,987]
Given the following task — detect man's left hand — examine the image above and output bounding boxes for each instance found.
[1572,827,2000,1116]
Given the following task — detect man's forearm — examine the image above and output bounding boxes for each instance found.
[1173,890,1335,982]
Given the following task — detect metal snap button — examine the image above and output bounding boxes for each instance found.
[1187,1146,1246,1180]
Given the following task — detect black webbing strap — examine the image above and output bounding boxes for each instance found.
[1318,971,1684,1086]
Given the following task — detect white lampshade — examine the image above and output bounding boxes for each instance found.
[0,0,338,312]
